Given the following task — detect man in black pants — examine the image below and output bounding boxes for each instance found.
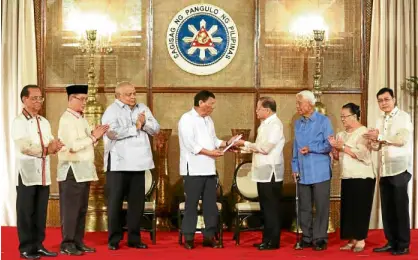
[12,85,64,259]
[364,87,413,256]
[178,90,237,250]
[102,82,160,250]
[236,97,285,250]
[57,85,109,256]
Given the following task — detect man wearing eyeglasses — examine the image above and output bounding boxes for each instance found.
[363,87,413,256]
[12,85,64,259]
[57,85,109,256]
[102,81,160,250]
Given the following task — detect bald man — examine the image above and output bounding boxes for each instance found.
[102,82,160,250]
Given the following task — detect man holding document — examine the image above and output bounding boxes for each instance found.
[178,90,238,250]
[236,97,285,250]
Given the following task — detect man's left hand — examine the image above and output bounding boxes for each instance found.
[300,146,309,155]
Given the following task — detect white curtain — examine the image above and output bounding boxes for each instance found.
[367,0,418,228]
[0,0,38,226]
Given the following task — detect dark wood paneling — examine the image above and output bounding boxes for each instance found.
[34,0,46,115]
[361,0,374,126]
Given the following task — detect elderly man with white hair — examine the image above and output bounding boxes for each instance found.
[291,90,334,251]
[102,81,160,250]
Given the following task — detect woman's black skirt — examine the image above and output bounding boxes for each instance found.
[340,178,376,240]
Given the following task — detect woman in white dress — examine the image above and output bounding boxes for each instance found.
[328,103,376,253]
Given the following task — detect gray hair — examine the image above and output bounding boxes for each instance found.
[115,81,133,97]
[296,90,316,105]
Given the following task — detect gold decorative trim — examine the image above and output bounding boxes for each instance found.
[46,194,60,227]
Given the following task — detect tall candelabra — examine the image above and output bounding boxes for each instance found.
[79,29,112,231]
[312,30,327,115]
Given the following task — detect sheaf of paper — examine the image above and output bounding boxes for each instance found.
[222,134,242,153]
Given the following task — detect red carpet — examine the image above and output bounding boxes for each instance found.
[1,227,416,259]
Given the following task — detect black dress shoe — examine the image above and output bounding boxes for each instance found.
[313,240,327,251]
[203,238,221,248]
[294,240,313,250]
[60,244,83,256]
[258,242,279,250]
[392,248,409,256]
[108,243,119,250]
[127,242,148,249]
[184,240,195,250]
[253,242,262,247]
[76,243,96,253]
[20,252,40,259]
[373,243,393,252]
[37,246,58,257]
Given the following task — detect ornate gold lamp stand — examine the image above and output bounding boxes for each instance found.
[312,30,327,115]
[311,30,334,233]
[154,129,174,231]
[79,29,112,231]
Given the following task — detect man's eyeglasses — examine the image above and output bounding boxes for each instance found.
[73,96,88,103]
[340,114,354,120]
[377,98,393,104]
[29,96,45,102]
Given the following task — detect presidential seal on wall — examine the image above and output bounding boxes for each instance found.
[166,4,239,76]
